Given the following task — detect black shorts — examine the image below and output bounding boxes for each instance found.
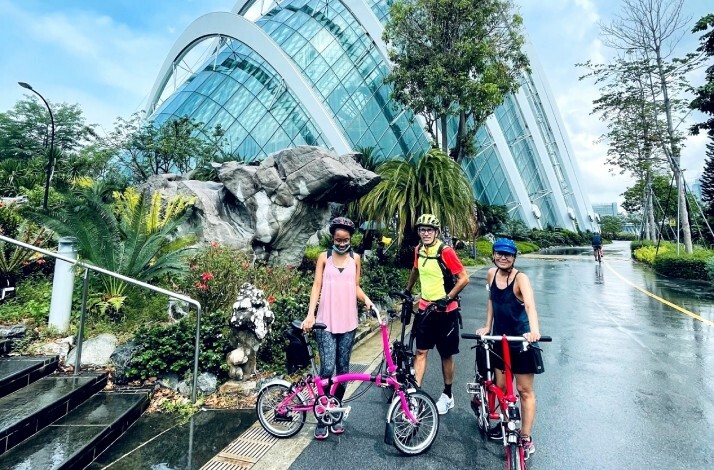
[414,308,460,358]
[490,342,544,375]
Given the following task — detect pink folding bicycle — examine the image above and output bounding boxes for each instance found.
[255,307,440,455]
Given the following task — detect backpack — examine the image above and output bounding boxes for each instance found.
[416,242,457,294]
[284,325,310,374]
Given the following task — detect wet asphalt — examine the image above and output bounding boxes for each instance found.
[288,241,714,469]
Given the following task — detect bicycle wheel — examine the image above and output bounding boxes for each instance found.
[471,385,490,436]
[506,442,525,470]
[388,390,439,455]
[256,383,306,438]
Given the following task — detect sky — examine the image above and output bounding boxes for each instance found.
[0,0,711,209]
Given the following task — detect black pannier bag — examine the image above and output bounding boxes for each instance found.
[285,323,310,373]
[476,343,490,378]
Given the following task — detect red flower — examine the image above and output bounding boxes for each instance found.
[37,259,46,265]
[201,272,214,282]
[194,282,202,288]
[267,296,276,303]
[242,263,250,269]
[210,241,219,248]
[0,202,4,207]
[287,265,294,270]
[199,283,208,291]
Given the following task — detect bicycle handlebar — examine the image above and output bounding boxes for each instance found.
[388,291,412,301]
[461,333,552,342]
[291,319,327,331]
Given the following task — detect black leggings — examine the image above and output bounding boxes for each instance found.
[316,329,356,400]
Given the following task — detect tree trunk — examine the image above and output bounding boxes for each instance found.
[440,115,448,154]
[647,185,657,241]
[655,51,693,253]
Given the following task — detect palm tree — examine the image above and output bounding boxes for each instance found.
[359,148,476,245]
[24,183,196,312]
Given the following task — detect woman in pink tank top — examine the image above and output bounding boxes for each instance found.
[302,217,373,440]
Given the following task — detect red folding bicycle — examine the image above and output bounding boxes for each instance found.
[461,333,551,470]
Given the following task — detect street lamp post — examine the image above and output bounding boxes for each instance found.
[18,82,55,210]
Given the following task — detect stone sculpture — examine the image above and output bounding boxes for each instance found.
[226,283,274,380]
[141,146,380,265]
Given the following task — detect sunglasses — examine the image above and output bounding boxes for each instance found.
[494,251,514,259]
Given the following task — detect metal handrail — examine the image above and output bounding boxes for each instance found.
[0,233,204,402]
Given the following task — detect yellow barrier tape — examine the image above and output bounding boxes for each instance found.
[604,261,714,327]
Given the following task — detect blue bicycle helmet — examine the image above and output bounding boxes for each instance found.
[492,238,518,255]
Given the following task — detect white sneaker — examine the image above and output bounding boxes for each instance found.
[436,393,454,415]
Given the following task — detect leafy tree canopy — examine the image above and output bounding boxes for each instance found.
[108,113,228,183]
[621,173,677,217]
[0,97,100,197]
[600,215,624,239]
[690,14,714,136]
[383,0,529,161]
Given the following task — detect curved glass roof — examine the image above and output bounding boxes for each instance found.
[152,39,327,160]
[151,0,429,162]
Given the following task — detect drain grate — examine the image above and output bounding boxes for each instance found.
[200,423,276,470]
[201,363,369,469]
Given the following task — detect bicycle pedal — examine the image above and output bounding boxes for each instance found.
[466,383,479,393]
[274,412,293,422]
[343,406,352,419]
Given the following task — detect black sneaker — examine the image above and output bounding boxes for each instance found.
[314,425,328,440]
[487,424,503,440]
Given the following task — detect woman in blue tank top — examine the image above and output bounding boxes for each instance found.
[475,238,543,460]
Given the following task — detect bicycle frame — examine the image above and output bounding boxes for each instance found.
[272,308,419,424]
[463,333,551,468]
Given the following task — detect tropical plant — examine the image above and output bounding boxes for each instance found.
[23,184,196,314]
[359,149,476,245]
[0,222,51,280]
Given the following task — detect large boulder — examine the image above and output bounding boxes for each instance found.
[67,333,118,367]
[143,146,380,266]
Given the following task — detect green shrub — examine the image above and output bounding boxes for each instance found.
[630,240,654,254]
[516,241,540,254]
[179,245,308,313]
[257,293,311,373]
[633,245,666,265]
[705,257,714,282]
[361,256,411,304]
[0,276,53,323]
[126,309,231,381]
[475,239,493,260]
[455,250,477,266]
[0,204,24,238]
[653,251,711,280]
[615,232,638,241]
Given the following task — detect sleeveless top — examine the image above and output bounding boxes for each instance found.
[316,254,358,334]
[490,271,530,336]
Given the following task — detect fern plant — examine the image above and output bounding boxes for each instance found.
[24,184,196,314]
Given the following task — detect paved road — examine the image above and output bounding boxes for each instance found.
[288,241,714,469]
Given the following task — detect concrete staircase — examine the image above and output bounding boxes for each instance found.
[0,350,149,468]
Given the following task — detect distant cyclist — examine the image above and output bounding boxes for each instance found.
[591,232,603,261]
